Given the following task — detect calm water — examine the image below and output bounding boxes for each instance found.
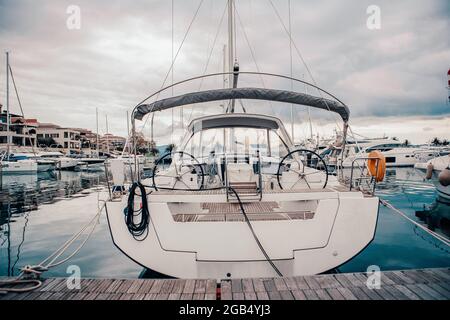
[0,167,448,278]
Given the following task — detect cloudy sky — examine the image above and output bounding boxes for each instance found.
[0,0,449,144]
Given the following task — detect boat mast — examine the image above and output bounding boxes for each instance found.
[126,110,130,153]
[96,107,99,157]
[106,114,110,154]
[305,76,313,141]
[228,0,235,89]
[223,44,227,90]
[227,0,240,114]
[288,0,294,143]
[6,51,10,158]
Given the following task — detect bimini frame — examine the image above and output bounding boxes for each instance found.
[129,72,350,179]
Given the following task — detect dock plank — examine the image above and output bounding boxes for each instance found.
[394,285,421,300]
[220,281,232,300]
[161,280,176,294]
[244,292,258,300]
[172,279,186,294]
[291,290,307,300]
[239,279,253,293]
[336,287,357,300]
[183,279,196,294]
[194,280,207,294]
[206,280,217,294]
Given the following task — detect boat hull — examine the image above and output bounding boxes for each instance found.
[436,183,450,201]
[1,160,38,174]
[106,189,379,279]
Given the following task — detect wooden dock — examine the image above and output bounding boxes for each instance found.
[1,268,449,300]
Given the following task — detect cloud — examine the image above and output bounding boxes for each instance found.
[0,0,449,145]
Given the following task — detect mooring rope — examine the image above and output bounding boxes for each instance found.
[380,199,450,247]
[0,201,107,294]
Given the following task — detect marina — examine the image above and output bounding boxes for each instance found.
[0,0,449,306]
[1,168,448,279]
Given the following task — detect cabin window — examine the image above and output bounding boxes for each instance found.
[386,157,396,163]
[182,127,289,161]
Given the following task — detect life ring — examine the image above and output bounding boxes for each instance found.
[367,151,386,182]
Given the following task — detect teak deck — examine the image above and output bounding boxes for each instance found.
[1,268,449,300]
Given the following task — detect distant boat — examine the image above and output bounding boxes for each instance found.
[324,139,444,168]
[0,158,37,174]
[415,155,450,200]
[78,157,105,165]
[8,153,56,172]
[38,151,79,171]
[1,52,38,175]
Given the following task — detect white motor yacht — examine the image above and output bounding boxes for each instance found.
[415,155,450,200]
[38,151,79,171]
[8,153,56,172]
[326,139,440,169]
[0,158,38,174]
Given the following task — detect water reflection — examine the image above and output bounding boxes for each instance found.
[416,198,450,238]
[1,170,108,275]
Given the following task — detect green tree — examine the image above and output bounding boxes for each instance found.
[165,144,176,154]
[37,137,58,148]
[431,137,442,146]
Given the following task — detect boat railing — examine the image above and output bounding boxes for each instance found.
[224,154,230,202]
[256,150,263,201]
[348,156,381,195]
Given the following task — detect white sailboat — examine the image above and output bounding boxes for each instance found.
[106,1,383,279]
[1,52,38,175]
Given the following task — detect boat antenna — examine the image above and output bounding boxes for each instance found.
[106,114,110,155]
[226,0,240,114]
[171,0,175,144]
[289,0,294,143]
[96,107,99,157]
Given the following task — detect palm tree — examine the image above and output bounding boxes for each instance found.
[431,137,442,146]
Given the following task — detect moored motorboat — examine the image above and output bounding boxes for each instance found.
[415,155,450,200]
[0,158,38,174]
[39,151,79,171]
[325,139,441,169]
[8,153,56,172]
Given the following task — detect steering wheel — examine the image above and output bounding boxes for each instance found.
[152,151,204,191]
[277,149,329,190]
